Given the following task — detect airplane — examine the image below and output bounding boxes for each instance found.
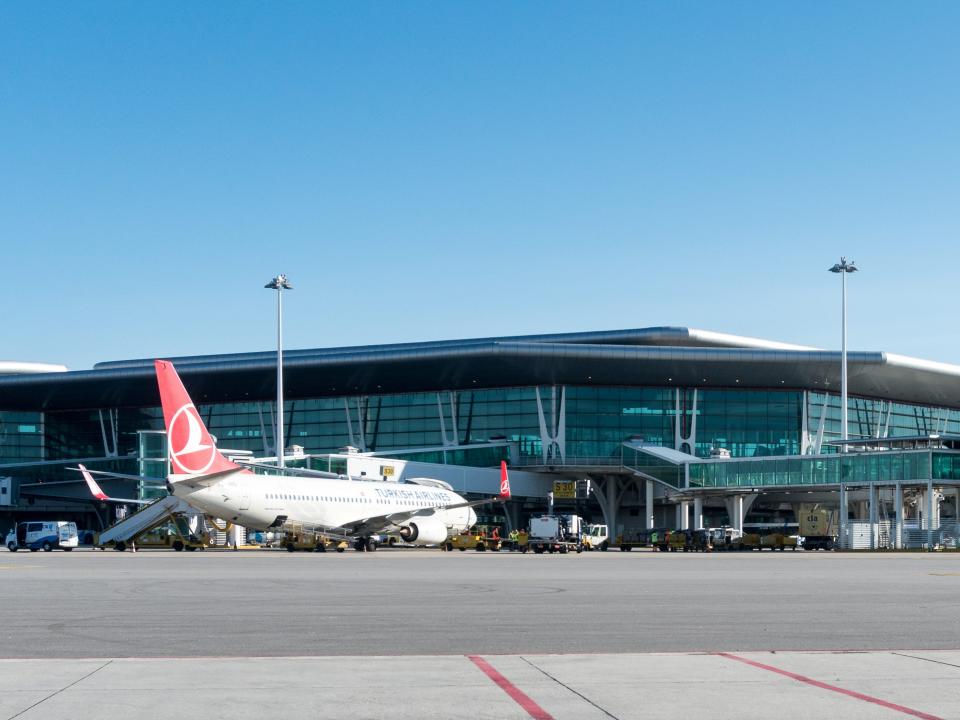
[76,464,153,505]
[154,359,511,551]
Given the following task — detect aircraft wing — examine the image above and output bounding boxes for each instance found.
[75,465,157,505]
[235,460,344,479]
[68,467,167,484]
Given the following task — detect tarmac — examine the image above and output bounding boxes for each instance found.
[2,549,959,719]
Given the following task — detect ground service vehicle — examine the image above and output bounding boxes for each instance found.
[446,525,502,552]
[528,514,583,554]
[667,530,687,552]
[709,527,742,551]
[799,504,838,550]
[759,532,798,551]
[582,524,609,551]
[6,521,79,552]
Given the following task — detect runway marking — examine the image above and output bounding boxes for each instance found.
[928,572,960,576]
[467,655,554,720]
[717,652,943,720]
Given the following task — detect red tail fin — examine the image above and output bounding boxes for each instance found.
[499,460,511,499]
[79,464,109,501]
[154,360,239,476]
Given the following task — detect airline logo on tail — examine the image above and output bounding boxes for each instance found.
[155,360,239,476]
[500,460,511,499]
[168,404,216,474]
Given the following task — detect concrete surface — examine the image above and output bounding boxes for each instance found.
[2,651,959,719]
[1,549,958,658]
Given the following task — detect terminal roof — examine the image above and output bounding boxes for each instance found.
[2,326,960,411]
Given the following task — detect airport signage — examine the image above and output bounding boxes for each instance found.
[553,480,576,499]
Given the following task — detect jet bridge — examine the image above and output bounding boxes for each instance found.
[96,495,201,550]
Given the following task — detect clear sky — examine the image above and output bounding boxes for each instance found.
[2,2,958,370]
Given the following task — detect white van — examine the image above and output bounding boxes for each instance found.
[5,521,79,552]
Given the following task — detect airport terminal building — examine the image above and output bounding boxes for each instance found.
[3,327,960,549]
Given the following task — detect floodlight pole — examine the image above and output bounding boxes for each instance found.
[265,275,293,467]
[829,258,858,452]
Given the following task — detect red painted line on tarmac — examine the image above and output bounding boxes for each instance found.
[717,652,943,720]
[467,655,554,720]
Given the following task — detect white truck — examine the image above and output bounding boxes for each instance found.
[528,514,584,554]
[6,521,79,552]
[582,523,609,551]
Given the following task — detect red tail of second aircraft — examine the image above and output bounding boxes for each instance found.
[499,460,511,499]
[155,359,239,476]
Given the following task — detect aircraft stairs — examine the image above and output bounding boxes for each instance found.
[96,495,198,548]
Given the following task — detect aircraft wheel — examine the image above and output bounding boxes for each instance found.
[115,541,126,552]
[173,540,184,552]
[365,538,378,552]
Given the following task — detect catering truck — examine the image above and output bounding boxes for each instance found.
[6,521,79,552]
[528,514,584,554]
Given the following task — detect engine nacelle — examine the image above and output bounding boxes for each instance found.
[398,517,449,546]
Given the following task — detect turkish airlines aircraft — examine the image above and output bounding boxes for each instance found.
[77,464,152,505]
[155,359,509,551]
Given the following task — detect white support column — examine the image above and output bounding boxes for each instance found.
[927,478,934,551]
[593,477,618,541]
[645,480,654,530]
[839,484,847,551]
[680,501,690,530]
[694,496,704,529]
[535,386,566,463]
[895,481,903,550]
[868,484,877,551]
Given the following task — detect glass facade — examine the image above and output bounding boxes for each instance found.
[689,450,949,488]
[6,385,960,483]
[808,393,960,448]
[0,411,44,464]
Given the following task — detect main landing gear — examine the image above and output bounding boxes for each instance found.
[353,537,379,552]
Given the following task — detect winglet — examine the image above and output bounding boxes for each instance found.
[154,359,239,476]
[499,460,511,499]
[79,464,109,501]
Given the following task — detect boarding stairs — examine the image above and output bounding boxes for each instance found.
[96,495,197,546]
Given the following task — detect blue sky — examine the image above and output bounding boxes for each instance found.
[2,2,958,370]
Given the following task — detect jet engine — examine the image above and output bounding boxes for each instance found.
[398,517,449,545]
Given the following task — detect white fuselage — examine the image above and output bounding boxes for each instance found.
[172,470,476,536]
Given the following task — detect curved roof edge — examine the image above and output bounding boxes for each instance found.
[93,326,818,370]
[0,361,69,375]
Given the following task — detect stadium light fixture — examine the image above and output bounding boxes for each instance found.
[828,258,858,451]
[265,274,293,467]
